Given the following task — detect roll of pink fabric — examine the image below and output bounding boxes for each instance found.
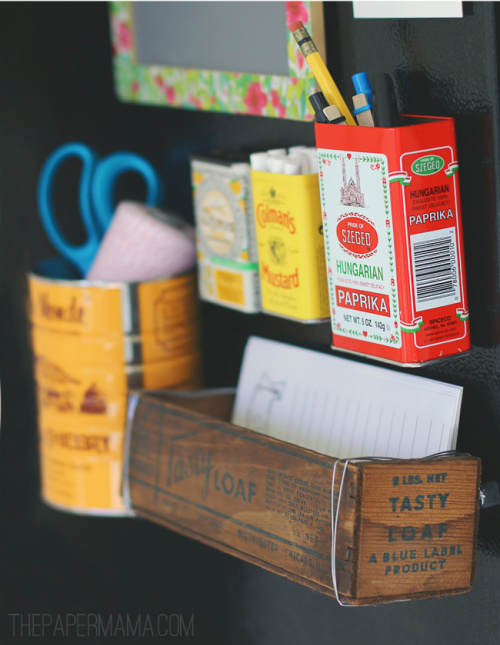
[86,201,196,282]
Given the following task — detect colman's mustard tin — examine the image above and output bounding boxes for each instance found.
[251,170,329,322]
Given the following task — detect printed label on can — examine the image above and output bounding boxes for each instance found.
[252,171,329,322]
[29,270,203,514]
[29,280,124,335]
[191,159,261,312]
[39,418,126,513]
[197,257,261,313]
[318,151,401,347]
[400,146,468,348]
[193,164,257,262]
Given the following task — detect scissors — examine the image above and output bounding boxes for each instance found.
[37,142,163,277]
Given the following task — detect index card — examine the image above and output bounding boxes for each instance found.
[231,337,463,459]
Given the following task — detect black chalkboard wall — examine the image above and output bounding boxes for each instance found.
[0,2,500,643]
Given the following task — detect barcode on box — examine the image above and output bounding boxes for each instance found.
[410,228,461,312]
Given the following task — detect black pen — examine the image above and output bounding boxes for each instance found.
[309,91,347,125]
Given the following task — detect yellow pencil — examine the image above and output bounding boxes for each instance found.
[290,20,356,126]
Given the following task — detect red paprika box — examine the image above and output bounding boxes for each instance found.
[315,116,470,366]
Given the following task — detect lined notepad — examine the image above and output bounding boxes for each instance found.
[231,337,463,459]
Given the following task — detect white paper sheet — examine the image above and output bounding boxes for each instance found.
[352,2,463,20]
[231,337,462,460]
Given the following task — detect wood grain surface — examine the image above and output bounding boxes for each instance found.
[125,390,480,605]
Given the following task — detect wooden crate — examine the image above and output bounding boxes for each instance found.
[123,389,481,605]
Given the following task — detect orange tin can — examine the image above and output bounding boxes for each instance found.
[28,261,202,515]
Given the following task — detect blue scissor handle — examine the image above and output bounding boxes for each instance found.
[91,152,163,232]
[37,142,103,277]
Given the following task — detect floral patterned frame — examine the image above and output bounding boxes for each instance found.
[110,1,323,121]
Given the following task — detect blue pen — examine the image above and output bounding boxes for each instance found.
[352,73,372,106]
[351,73,374,127]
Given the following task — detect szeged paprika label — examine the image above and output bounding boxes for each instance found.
[318,151,401,348]
[399,146,468,348]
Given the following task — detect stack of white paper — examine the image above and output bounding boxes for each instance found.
[231,337,463,460]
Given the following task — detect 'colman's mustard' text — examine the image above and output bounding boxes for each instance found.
[256,204,296,234]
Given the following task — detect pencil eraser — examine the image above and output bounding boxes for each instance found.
[289,20,304,33]
[86,201,196,282]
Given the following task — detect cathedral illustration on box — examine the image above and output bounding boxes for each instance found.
[341,156,365,207]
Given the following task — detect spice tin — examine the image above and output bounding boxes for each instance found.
[28,263,202,515]
[315,116,470,365]
[251,170,329,322]
[191,155,261,313]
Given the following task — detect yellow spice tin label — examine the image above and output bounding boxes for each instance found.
[29,271,199,338]
[31,324,201,367]
[34,351,203,426]
[39,418,126,513]
[251,170,329,321]
[137,272,201,345]
[29,278,124,335]
[29,269,203,515]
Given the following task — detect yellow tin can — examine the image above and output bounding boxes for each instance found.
[251,171,330,322]
[28,263,202,515]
